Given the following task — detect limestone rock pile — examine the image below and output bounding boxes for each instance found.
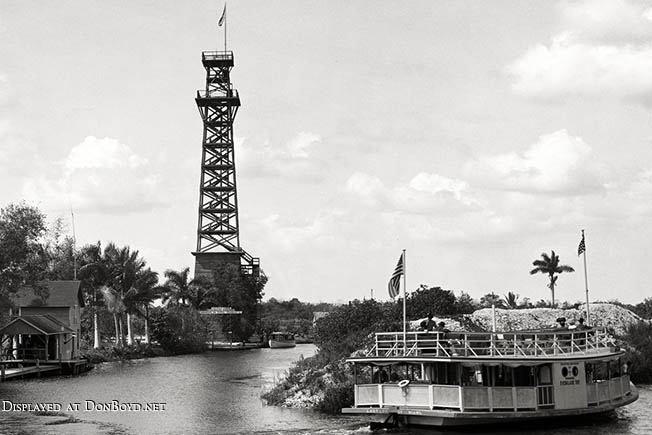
[414,304,643,336]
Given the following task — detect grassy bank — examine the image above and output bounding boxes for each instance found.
[261,353,355,414]
[80,343,167,364]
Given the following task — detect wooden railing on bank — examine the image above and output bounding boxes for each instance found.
[1,347,48,361]
[366,327,617,358]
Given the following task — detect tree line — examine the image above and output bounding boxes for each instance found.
[0,202,266,355]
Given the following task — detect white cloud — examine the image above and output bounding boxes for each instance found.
[465,130,606,195]
[286,131,320,158]
[344,171,479,216]
[64,136,147,173]
[238,131,326,181]
[344,172,385,203]
[508,0,652,105]
[23,136,164,214]
[558,0,652,43]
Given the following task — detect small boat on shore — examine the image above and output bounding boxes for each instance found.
[268,332,296,349]
[342,327,638,428]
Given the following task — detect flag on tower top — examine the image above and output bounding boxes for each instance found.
[578,233,586,256]
[218,4,226,26]
[388,253,404,299]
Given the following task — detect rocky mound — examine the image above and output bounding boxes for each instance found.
[413,304,643,336]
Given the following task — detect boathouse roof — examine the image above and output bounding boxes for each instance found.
[12,281,84,308]
[0,314,73,336]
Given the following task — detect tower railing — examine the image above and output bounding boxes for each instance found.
[196,89,239,100]
[202,51,234,62]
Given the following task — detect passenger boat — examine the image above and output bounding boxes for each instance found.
[342,327,638,427]
[268,332,296,349]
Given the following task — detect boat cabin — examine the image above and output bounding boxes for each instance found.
[344,328,637,426]
[268,332,296,348]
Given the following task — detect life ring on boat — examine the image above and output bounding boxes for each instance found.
[398,379,410,388]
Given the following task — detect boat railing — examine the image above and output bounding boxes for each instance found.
[352,374,633,411]
[367,327,616,358]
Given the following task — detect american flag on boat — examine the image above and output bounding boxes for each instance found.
[388,253,404,299]
[578,233,586,256]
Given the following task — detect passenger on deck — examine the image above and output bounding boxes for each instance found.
[420,313,436,331]
[374,368,389,383]
[576,317,588,330]
[435,321,450,335]
[556,317,567,329]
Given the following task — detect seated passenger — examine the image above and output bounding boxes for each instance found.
[420,313,436,331]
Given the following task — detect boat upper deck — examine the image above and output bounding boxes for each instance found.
[356,327,618,361]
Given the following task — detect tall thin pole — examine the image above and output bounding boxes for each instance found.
[218,3,227,52]
[71,207,77,280]
[582,229,590,326]
[402,249,407,355]
[224,4,227,52]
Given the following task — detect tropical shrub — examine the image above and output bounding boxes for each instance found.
[150,306,207,354]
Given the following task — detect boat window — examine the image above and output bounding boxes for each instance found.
[372,367,390,383]
[357,364,373,384]
[447,363,460,385]
[591,361,608,382]
[538,364,552,385]
[462,365,485,386]
[513,366,536,386]
[415,362,462,385]
[494,366,511,386]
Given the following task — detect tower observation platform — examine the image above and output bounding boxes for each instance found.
[192,50,260,279]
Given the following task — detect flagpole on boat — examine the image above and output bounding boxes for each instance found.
[403,249,407,355]
[580,229,590,326]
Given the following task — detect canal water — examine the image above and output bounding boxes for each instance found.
[0,344,650,434]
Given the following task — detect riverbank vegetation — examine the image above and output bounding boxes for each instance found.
[0,202,267,361]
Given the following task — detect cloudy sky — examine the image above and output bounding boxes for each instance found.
[2,1,652,304]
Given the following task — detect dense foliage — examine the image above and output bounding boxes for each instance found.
[314,299,401,361]
[406,285,457,318]
[0,203,47,311]
[621,321,652,384]
[149,306,207,354]
[258,298,335,338]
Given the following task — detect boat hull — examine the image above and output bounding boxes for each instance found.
[268,340,296,348]
[343,384,638,427]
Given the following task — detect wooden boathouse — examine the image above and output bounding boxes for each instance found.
[0,281,89,381]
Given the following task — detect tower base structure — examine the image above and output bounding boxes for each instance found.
[192,251,260,281]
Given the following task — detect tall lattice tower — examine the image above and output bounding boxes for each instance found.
[192,50,259,279]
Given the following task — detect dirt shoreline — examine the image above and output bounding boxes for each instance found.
[0,411,127,435]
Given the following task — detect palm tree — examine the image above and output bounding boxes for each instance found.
[100,285,125,346]
[78,242,109,349]
[124,267,160,344]
[105,244,148,346]
[161,267,214,309]
[530,250,575,308]
[503,292,520,309]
